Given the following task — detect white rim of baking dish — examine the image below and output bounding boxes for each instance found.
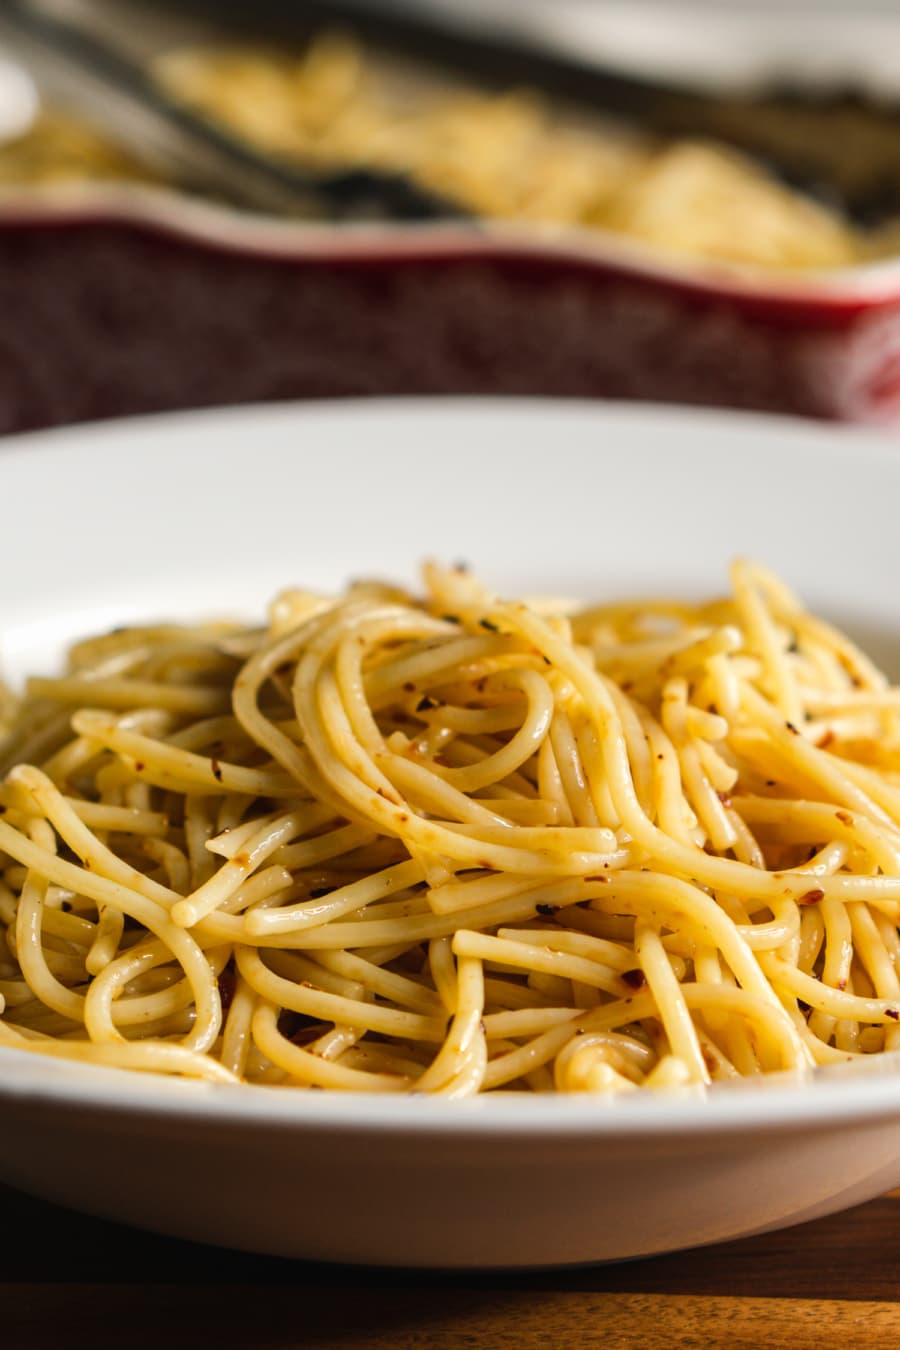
[1,180,900,304]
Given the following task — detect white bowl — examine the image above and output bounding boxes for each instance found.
[2,397,900,1266]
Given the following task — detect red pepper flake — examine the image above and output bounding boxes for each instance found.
[233,852,250,869]
[765,780,777,788]
[210,757,223,783]
[836,811,853,827]
[817,730,835,750]
[798,889,825,906]
[82,858,92,870]
[837,978,847,991]
[621,969,645,990]
[397,813,409,824]
[403,681,416,693]
[716,791,733,808]
[585,874,610,883]
[886,1009,900,1021]
[134,761,145,773]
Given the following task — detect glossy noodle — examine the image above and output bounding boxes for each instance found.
[1,561,900,1096]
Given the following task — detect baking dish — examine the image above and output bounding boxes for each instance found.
[1,0,899,432]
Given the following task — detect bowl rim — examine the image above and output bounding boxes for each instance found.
[3,1044,900,1139]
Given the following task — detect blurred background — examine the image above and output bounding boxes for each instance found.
[0,0,899,431]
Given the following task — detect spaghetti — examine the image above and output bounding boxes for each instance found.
[1,560,899,1096]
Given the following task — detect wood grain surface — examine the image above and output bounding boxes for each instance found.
[4,1184,899,1349]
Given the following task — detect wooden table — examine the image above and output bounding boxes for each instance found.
[4,1183,899,1349]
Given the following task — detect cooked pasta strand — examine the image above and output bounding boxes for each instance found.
[1,561,897,1092]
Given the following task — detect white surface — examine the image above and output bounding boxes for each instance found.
[310,0,900,94]
[0,52,38,141]
[42,0,900,95]
[3,397,900,1266]
[498,0,900,94]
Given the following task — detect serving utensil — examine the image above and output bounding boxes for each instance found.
[0,0,459,219]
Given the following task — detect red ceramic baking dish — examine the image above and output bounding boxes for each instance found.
[2,0,900,434]
[2,186,900,436]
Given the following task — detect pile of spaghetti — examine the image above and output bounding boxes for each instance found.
[1,561,900,1096]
